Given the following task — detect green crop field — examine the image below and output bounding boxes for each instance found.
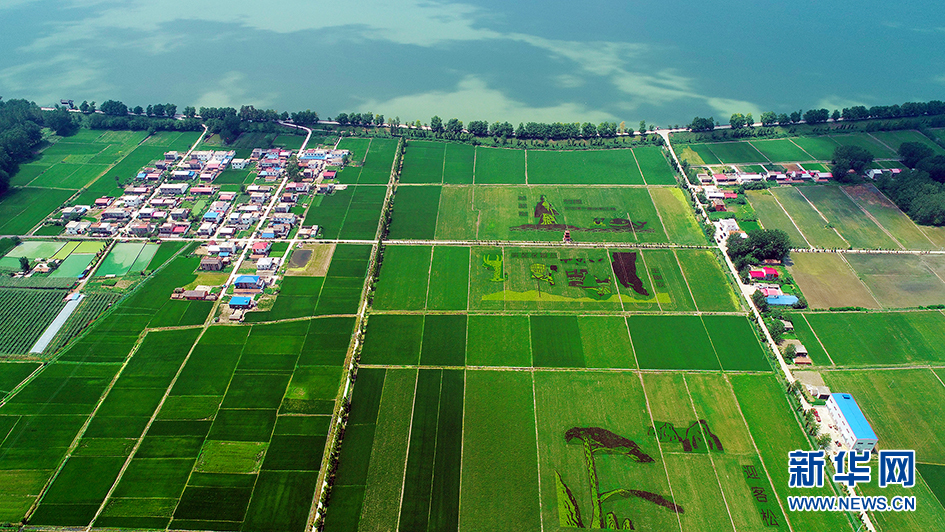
[871,130,945,156]
[432,185,671,243]
[475,146,525,184]
[303,185,385,240]
[769,187,848,248]
[400,140,446,183]
[804,311,945,365]
[640,249,696,311]
[387,185,440,239]
[0,187,75,235]
[791,136,841,160]
[842,253,945,308]
[0,288,69,354]
[0,362,39,397]
[745,189,808,246]
[675,250,741,312]
[465,315,531,367]
[358,138,398,184]
[700,141,768,164]
[634,146,677,185]
[797,186,898,249]
[830,133,897,159]
[687,143,722,165]
[526,149,645,185]
[649,186,705,244]
[373,245,431,310]
[336,138,372,162]
[426,246,470,310]
[786,252,879,309]
[843,184,938,249]
[23,314,351,530]
[749,139,813,162]
[731,375,856,531]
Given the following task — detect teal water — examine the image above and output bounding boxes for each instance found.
[1,0,943,126]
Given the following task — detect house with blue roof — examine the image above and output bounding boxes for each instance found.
[234,275,264,290]
[826,393,877,452]
[229,296,253,309]
[766,294,799,306]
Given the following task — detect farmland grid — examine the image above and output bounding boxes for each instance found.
[12,129,941,531]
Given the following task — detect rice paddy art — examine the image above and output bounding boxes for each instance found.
[509,194,651,235]
[555,427,684,530]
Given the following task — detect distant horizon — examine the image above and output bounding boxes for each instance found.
[2,1,944,126]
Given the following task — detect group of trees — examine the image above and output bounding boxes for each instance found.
[876,142,945,225]
[89,100,180,118]
[725,229,792,271]
[334,112,381,127]
[0,99,46,195]
[830,145,874,182]
[695,99,945,133]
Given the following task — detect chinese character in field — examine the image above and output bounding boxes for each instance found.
[743,464,761,480]
[789,450,825,488]
[751,486,768,503]
[833,450,871,487]
[760,509,779,527]
[879,450,916,488]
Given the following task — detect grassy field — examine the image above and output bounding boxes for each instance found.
[870,130,945,156]
[842,184,938,250]
[842,253,945,308]
[387,185,440,240]
[649,187,705,245]
[786,253,880,309]
[749,139,814,162]
[303,185,386,240]
[675,250,741,312]
[769,187,848,248]
[745,190,808,246]
[0,187,75,235]
[804,311,945,365]
[731,375,855,531]
[526,149,645,185]
[634,146,677,185]
[797,186,899,249]
[475,147,525,184]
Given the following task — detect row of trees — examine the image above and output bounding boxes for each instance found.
[876,142,945,225]
[0,99,46,195]
[694,99,945,132]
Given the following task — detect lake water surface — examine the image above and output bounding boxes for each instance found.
[2,0,943,126]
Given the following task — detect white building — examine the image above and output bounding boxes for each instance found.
[65,220,90,235]
[158,183,189,196]
[826,393,877,452]
[231,158,248,170]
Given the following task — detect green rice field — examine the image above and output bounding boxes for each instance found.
[4,127,883,532]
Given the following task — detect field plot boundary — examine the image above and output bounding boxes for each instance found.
[635,373,684,532]
[800,314,835,365]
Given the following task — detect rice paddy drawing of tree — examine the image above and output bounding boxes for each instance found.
[556,427,684,530]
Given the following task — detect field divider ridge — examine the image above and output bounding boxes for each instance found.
[794,187,850,248]
[838,186,905,250]
[636,373,684,532]
[835,253,883,308]
[722,375,797,532]
[87,326,210,529]
[799,314,836,366]
[681,375,738,531]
